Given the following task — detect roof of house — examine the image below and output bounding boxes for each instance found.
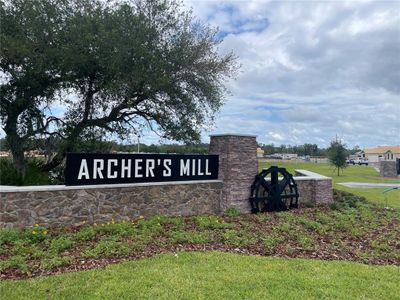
[363,146,400,154]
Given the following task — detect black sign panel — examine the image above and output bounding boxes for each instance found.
[65,153,219,186]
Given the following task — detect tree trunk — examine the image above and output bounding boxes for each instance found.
[4,112,26,178]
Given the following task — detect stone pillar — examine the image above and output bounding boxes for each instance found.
[380,160,398,178]
[209,134,258,213]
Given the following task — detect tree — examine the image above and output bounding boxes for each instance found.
[327,137,347,176]
[1,0,68,176]
[1,0,238,175]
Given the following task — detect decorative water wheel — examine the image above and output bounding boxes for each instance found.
[249,166,299,213]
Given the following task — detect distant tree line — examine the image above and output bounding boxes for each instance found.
[0,137,362,158]
[259,143,325,157]
[0,137,208,155]
[259,143,361,157]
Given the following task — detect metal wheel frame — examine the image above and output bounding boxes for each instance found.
[249,166,299,213]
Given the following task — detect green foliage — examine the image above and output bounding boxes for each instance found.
[168,231,210,244]
[294,233,315,250]
[193,215,233,230]
[0,158,51,185]
[48,236,74,255]
[222,230,258,247]
[277,223,291,233]
[224,207,241,217]
[332,189,367,209]
[0,255,30,274]
[0,228,22,246]
[75,226,96,241]
[82,238,130,258]
[94,220,135,237]
[40,256,73,270]
[1,0,238,173]
[327,138,348,176]
[262,235,285,251]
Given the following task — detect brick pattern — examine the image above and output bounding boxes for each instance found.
[209,135,258,213]
[379,160,398,178]
[0,182,223,229]
[296,179,334,206]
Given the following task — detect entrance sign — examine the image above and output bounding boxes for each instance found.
[65,153,219,186]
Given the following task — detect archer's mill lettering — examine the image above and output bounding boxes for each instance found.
[77,158,212,180]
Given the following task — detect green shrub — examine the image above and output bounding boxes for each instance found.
[48,236,74,255]
[0,255,30,273]
[333,189,367,209]
[222,230,258,247]
[0,228,24,246]
[169,231,210,244]
[224,207,240,217]
[94,220,135,236]
[75,226,96,241]
[193,215,232,230]
[277,223,291,233]
[26,225,49,243]
[40,256,73,270]
[294,233,315,250]
[82,238,130,258]
[0,157,52,186]
[262,235,285,251]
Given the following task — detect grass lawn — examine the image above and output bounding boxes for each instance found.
[259,160,400,208]
[1,251,399,299]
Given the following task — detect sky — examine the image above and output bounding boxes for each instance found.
[183,0,400,148]
[1,1,399,149]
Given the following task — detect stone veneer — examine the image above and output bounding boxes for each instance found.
[294,170,334,206]
[209,134,258,213]
[379,160,399,178]
[1,134,336,228]
[0,181,223,229]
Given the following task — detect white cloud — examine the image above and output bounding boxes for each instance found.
[185,0,400,148]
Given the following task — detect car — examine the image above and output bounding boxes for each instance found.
[354,158,369,165]
[346,159,355,164]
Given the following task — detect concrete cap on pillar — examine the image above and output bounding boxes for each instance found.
[209,133,257,137]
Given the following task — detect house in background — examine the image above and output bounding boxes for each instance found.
[359,146,400,162]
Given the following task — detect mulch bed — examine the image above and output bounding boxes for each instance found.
[1,205,399,280]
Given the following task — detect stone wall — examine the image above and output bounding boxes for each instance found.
[1,134,336,228]
[0,181,223,229]
[294,170,334,206]
[209,134,258,213]
[380,160,398,178]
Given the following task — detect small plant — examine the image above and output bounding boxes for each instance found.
[222,230,258,247]
[0,228,23,246]
[277,222,291,233]
[27,224,48,242]
[277,212,296,222]
[82,238,130,258]
[262,235,285,252]
[94,219,135,237]
[168,231,210,244]
[294,233,315,250]
[40,256,73,270]
[75,226,96,241]
[0,255,30,274]
[224,207,240,217]
[193,215,232,230]
[48,236,74,255]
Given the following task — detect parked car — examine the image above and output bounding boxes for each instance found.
[354,158,369,165]
[346,159,355,164]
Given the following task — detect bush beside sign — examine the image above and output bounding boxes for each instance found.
[65,153,219,186]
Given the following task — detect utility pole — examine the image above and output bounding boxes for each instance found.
[137,135,140,153]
